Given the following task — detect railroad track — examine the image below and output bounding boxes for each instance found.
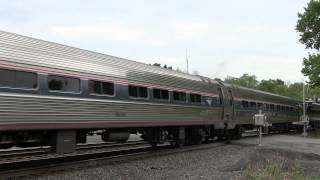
[0,132,296,179]
[0,141,150,177]
[0,146,50,159]
[0,141,147,158]
[0,140,228,179]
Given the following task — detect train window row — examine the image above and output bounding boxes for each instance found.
[241,100,294,112]
[0,69,37,89]
[153,89,169,100]
[48,75,80,92]
[129,85,148,98]
[0,68,298,110]
[89,80,114,95]
[190,93,201,103]
[0,69,207,105]
[173,91,187,101]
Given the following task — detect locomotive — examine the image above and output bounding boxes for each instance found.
[0,31,304,152]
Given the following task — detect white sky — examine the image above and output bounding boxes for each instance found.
[0,0,310,82]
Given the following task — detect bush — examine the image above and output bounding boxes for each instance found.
[244,152,305,180]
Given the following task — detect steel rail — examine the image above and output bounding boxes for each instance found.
[0,132,297,178]
[0,140,147,159]
[0,142,226,179]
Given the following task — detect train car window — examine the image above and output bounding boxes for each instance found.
[173,91,186,101]
[218,88,223,105]
[250,102,257,109]
[276,105,281,111]
[211,97,218,105]
[270,104,275,111]
[257,103,263,110]
[190,93,201,103]
[218,97,223,105]
[89,80,114,95]
[227,90,233,106]
[48,75,80,92]
[139,87,148,98]
[0,69,37,89]
[290,107,294,112]
[286,106,290,111]
[265,104,270,110]
[242,101,249,108]
[281,106,285,111]
[153,89,169,100]
[129,85,148,98]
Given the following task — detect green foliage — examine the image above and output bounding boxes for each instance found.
[297,0,320,87]
[258,79,286,94]
[224,74,320,100]
[301,53,320,87]
[296,0,320,50]
[224,73,258,88]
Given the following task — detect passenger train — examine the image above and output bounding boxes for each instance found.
[0,31,305,152]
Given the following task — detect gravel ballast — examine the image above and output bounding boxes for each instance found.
[35,144,252,180]
[34,135,320,180]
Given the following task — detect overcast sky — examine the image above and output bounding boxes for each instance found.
[0,0,310,82]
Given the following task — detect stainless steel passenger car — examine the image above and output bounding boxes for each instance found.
[0,31,301,151]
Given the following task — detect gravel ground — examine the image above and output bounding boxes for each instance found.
[34,144,253,180]
[31,135,320,180]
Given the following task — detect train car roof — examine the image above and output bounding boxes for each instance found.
[0,30,301,102]
[0,30,215,82]
[223,82,300,103]
[0,30,222,94]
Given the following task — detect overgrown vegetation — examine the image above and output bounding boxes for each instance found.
[223,73,320,100]
[244,152,305,180]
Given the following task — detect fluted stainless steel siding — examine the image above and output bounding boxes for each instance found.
[0,31,217,94]
[0,92,222,130]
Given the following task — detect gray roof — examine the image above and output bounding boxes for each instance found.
[0,30,218,94]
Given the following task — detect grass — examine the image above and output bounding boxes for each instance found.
[244,152,306,180]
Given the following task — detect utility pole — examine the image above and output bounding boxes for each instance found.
[302,80,308,137]
[186,48,189,73]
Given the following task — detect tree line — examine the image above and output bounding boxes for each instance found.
[223,73,320,100]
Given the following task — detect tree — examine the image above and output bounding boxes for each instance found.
[296,0,320,50]
[301,54,320,87]
[224,73,258,88]
[297,0,320,86]
[223,73,320,100]
[258,79,287,96]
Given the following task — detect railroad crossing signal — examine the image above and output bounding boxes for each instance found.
[254,110,271,146]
